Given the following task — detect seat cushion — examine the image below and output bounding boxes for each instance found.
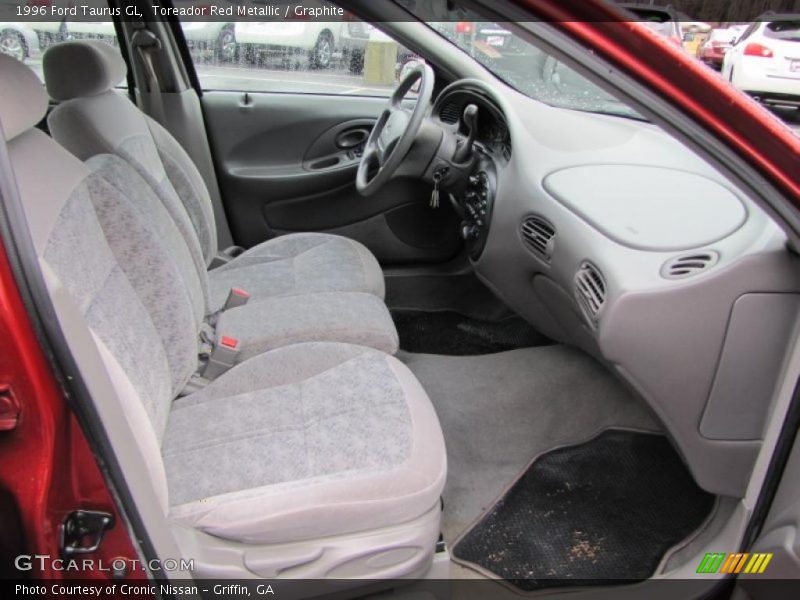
[208,233,385,311]
[163,343,446,544]
[215,292,399,359]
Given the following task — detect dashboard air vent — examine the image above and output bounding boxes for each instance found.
[439,100,462,124]
[574,262,606,326]
[520,216,556,262]
[661,251,719,279]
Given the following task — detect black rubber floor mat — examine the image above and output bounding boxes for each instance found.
[391,310,552,355]
[452,429,716,591]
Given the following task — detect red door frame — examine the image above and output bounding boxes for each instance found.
[0,0,798,585]
[0,240,139,581]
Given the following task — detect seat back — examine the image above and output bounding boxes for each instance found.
[43,40,218,274]
[0,55,203,498]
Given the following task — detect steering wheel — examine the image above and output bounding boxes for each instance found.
[356,63,435,197]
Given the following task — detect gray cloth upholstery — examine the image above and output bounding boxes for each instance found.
[43,41,391,353]
[216,291,399,359]
[10,130,178,440]
[146,115,218,267]
[87,154,207,339]
[43,41,386,308]
[43,40,127,101]
[209,233,385,311]
[46,90,211,296]
[165,343,446,544]
[0,54,49,141]
[3,56,445,548]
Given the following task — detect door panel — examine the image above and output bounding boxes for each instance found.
[202,91,462,263]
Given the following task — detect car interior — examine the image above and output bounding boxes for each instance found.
[0,0,799,596]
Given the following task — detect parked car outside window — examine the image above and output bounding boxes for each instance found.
[722,14,800,108]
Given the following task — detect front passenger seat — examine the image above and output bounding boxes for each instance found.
[43,40,385,312]
[1,53,447,582]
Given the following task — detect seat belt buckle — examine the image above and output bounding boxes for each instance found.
[223,288,250,311]
[203,336,240,379]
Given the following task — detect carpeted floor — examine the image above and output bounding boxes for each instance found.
[398,345,661,556]
[392,310,553,355]
[452,430,716,590]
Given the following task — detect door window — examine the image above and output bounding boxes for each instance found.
[176,1,416,96]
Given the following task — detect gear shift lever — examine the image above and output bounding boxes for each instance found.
[453,104,479,164]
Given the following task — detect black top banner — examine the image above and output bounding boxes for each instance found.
[1,0,799,23]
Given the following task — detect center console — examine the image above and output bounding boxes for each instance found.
[459,154,496,260]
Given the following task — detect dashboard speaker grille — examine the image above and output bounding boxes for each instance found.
[439,100,462,124]
[575,262,606,326]
[662,251,719,279]
[521,216,556,262]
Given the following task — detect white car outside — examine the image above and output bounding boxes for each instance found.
[234,20,341,68]
[174,1,237,61]
[722,14,800,106]
[181,22,237,61]
[0,23,41,62]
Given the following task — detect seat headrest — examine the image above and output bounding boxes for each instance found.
[44,40,127,102]
[0,55,49,142]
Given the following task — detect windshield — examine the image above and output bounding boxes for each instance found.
[764,20,800,42]
[427,20,644,120]
[394,0,642,119]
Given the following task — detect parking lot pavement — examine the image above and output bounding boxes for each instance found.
[191,61,395,96]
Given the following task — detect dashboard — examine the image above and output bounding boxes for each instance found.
[431,79,800,501]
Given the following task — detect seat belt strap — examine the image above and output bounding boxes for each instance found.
[130,28,166,126]
[198,321,215,357]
